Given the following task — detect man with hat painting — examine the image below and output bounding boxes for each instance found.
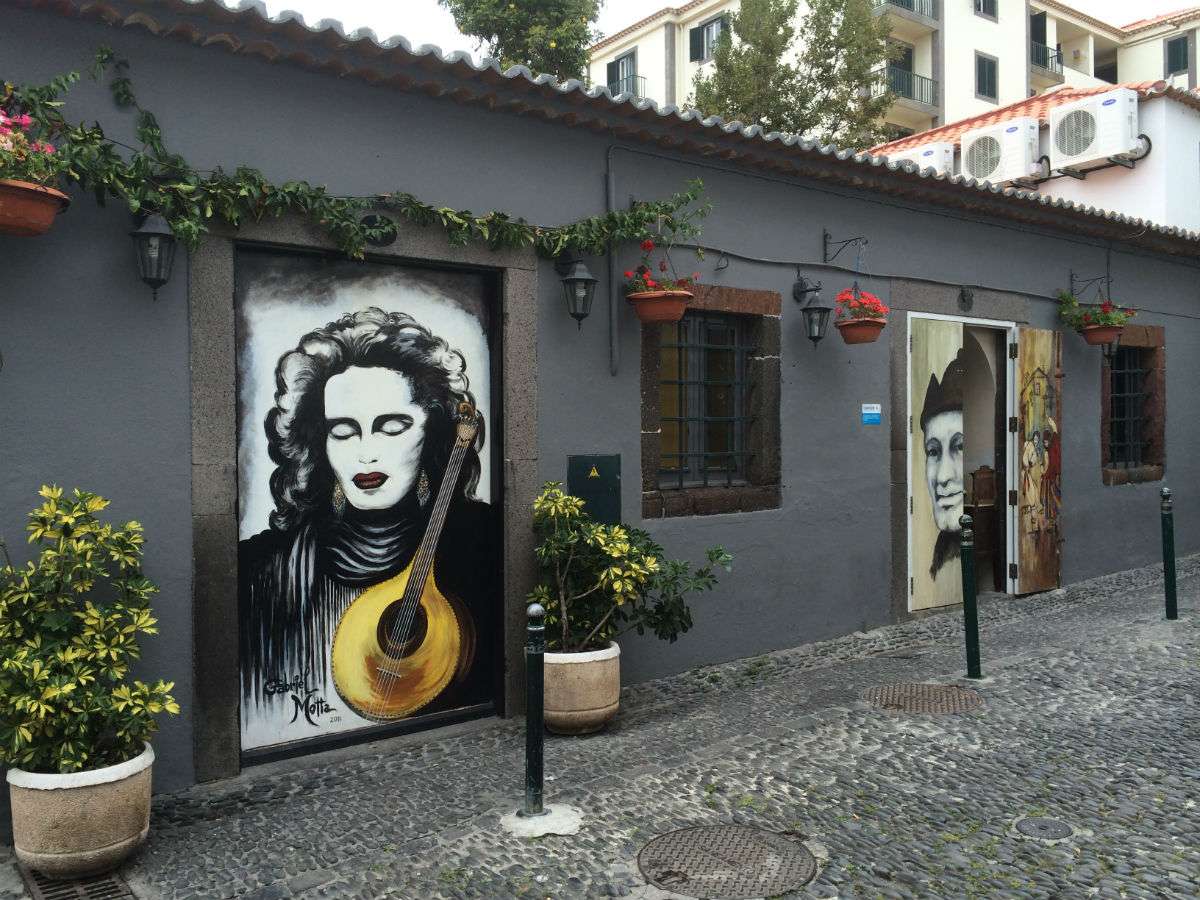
[921,349,967,581]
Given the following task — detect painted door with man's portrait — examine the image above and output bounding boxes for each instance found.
[1016,327,1062,594]
[235,248,500,753]
[909,317,965,611]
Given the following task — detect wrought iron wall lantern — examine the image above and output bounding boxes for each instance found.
[555,254,599,327]
[130,214,177,301]
[793,272,831,347]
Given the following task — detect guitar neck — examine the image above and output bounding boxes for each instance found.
[405,442,469,598]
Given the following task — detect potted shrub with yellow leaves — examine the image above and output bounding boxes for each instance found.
[528,483,731,734]
[1,487,179,878]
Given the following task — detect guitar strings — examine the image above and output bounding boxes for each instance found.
[368,436,470,719]
[369,445,461,719]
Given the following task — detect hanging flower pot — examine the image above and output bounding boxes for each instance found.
[1079,324,1124,346]
[835,316,887,344]
[626,289,693,324]
[1058,291,1136,346]
[0,178,70,237]
[623,238,700,325]
[834,286,888,345]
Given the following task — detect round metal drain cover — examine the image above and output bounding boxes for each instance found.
[638,825,817,899]
[1016,816,1073,840]
[861,682,983,714]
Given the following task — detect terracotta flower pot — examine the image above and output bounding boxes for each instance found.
[543,642,620,734]
[626,290,692,324]
[835,316,887,344]
[1079,324,1124,345]
[6,743,154,878]
[0,178,70,237]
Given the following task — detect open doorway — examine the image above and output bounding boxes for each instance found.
[961,326,1008,598]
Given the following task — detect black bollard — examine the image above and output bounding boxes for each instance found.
[960,514,982,679]
[1162,488,1178,621]
[520,603,548,818]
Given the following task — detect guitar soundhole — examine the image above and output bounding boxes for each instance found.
[377,601,428,659]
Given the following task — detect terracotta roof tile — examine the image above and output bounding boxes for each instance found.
[1122,6,1200,32]
[872,81,1196,155]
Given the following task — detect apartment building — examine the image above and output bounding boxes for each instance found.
[587,1,1200,143]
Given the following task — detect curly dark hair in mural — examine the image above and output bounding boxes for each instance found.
[265,307,484,532]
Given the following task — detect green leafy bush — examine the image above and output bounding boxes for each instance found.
[528,483,732,652]
[0,486,178,774]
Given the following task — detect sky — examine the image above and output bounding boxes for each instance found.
[244,1,1196,59]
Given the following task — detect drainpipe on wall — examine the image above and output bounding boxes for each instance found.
[606,144,619,376]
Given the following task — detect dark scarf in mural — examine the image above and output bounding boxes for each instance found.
[239,493,429,706]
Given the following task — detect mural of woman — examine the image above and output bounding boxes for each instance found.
[239,307,495,744]
[921,349,967,580]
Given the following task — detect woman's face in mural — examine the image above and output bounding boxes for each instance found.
[924,410,964,532]
[325,366,429,511]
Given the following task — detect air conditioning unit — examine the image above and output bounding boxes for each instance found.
[1049,88,1140,172]
[959,117,1041,185]
[886,142,955,175]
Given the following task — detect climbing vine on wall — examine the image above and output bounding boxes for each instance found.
[4,48,709,258]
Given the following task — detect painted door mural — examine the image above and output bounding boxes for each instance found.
[910,317,966,610]
[235,249,499,752]
[1016,327,1062,594]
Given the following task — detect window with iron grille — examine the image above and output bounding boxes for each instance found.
[658,312,752,489]
[1107,347,1149,467]
[1101,327,1165,486]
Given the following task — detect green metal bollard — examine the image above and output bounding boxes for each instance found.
[519,603,548,818]
[960,514,982,679]
[1162,488,1178,621]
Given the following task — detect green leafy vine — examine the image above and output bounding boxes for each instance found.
[4,48,709,259]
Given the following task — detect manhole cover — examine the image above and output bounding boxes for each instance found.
[861,682,983,714]
[637,824,817,899]
[1016,816,1073,840]
[18,864,133,899]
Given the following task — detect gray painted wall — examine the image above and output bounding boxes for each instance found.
[3,7,1199,790]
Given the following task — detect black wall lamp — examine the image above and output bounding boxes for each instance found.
[130,214,177,301]
[555,254,599,327]
[793,272,832,347]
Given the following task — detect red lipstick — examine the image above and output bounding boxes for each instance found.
[352,472,388,490]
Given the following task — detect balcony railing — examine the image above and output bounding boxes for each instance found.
[873,0,938,18]
[1030,41,1063,75]
[875,66,938,106]
[607,74,648,99]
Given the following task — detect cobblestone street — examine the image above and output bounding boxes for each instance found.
[2,557,1197,900]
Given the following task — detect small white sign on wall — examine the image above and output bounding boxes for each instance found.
[861,403,882,425]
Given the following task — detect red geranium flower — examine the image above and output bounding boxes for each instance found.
[640,239,655,253]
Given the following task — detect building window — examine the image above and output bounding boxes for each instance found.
[641,287,781,518]
[1166,35,1189,76]
[689,16,727,63]
[976,52,999,101]
[606,51,639,96]
[658,312,750,488]
[1101,326,1165,485]
[974,0,997,20]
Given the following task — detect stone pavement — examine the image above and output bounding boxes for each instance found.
[2,556,1198,900]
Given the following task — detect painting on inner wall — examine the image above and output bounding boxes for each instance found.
[910,317,965,611]
[235,249,499,752]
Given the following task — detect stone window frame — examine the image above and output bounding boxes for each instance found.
[641,285,781,519]
[189,215,538,781]
[1100,325,1165,486]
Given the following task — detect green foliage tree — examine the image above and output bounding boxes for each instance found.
[691,0,895,148]
[527,483,732,652]
[438,0,603,80]
[0,487,179,774]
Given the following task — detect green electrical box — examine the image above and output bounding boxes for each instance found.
[567,454,621,525]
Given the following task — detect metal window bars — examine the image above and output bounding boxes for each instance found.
[1109,347,1149,468]
[658,312,757,490]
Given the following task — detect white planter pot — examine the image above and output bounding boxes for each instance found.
[543,642,621,734]
[6,743,154,878]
